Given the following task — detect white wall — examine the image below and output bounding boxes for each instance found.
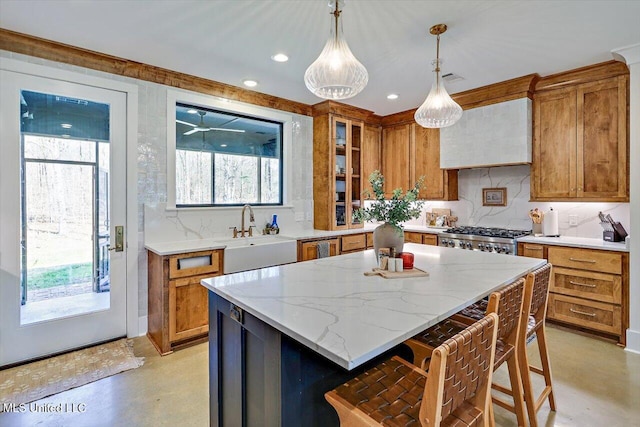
[0,50,315,321]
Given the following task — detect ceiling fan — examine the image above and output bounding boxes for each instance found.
[176,110,245,136]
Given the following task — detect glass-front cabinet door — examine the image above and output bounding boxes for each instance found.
[331,116,363,230]
[349,121,363,227]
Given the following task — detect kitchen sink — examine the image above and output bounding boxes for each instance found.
[222,235,297,274]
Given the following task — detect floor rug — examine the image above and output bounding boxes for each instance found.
[0,339,144,408]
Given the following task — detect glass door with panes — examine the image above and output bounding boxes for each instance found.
[0,70,127,367]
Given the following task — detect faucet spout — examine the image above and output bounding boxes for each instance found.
[241,204,255,237]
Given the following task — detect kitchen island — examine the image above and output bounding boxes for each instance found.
[201,243,546,426]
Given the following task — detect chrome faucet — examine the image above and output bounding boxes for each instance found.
[240,204,255,237]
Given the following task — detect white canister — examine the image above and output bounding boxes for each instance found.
[395,258,403,272]
[388,259,396,272]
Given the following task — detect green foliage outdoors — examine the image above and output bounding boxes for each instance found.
[353,170,425,230]
[28,263,93,290]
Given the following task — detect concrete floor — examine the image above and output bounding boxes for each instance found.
[1,324,638,426]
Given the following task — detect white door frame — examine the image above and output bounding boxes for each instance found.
[0,57,139,342]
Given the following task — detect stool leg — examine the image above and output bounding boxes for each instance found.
[536,324,556,411]
[519,339,538,427]
[506,353,528,427]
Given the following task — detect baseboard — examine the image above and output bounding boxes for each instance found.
[138,316,148,336]
[625,328,640,354]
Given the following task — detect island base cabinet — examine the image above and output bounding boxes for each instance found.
[208,292,411,427]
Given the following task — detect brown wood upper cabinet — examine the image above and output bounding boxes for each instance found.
[381,123,457,200]
[313,114,365,230]
[532,62,629,202]
[362,124,381,195]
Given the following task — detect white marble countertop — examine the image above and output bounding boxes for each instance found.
[201,243,546,370]
[517,235,628,252]
[145,224,445,255]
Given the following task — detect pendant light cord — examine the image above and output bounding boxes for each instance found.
[333,1,341,43]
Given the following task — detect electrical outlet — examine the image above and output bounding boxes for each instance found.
[568,215,578,226]
[294,212,304,222]
[305,212,312,221]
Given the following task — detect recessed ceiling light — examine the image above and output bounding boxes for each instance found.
[217,97,230,103]
[187,109,198,114]
[220,144,228,148]
[386,94,399,100]
[61,123,72,128]
[61,134,71,138]
[243,79,258,88]
[271,53,289,62]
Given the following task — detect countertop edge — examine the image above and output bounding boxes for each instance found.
[517,235,628,252]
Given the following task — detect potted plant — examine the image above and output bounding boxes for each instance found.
[353,170,424,256]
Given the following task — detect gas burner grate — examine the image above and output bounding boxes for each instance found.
[445,226,531,239]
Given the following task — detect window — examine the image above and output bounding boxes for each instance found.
[175,103,283,206]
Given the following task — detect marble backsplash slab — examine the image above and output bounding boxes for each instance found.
[402,165,630,239]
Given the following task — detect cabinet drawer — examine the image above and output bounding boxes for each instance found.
[521,243,546,259]
[341,233,366,252]
[169,250,221,279]
[552,267,621,304]
[548,294,621,335]
[404,231,423,244]
[547,246,622,274]
[422,234,438,246]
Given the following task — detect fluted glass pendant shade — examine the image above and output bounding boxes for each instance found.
[414,24,463,128]
[304,1,368,100]
[414,61,463,128]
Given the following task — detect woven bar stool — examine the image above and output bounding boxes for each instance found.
[457,264,555,427]
[325,313,499,427]
[405,278,529,427]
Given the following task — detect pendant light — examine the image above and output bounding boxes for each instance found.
[414,24,463,128]
[304,0,368,100]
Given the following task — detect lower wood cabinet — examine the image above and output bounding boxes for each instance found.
[148,249,223,354]
[341,233,366,253]
[518,242,628,345]
[405,231,438,246]
[298,238,340,262]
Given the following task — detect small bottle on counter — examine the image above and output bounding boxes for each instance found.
[270,214,279,234]
[395,258,403,272]
[388,257,396,272]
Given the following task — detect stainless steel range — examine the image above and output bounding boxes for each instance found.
[438,226,531,255]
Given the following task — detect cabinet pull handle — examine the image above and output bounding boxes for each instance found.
[525,246,542,251]
[569,257,596,263]
[569,280,596,288]
[570,307,596,317]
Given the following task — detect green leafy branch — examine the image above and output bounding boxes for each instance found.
[353,170,425,229]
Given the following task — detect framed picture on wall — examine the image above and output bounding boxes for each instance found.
[482,188,507,206]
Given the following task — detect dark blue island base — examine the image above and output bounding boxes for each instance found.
[208,291,413,426]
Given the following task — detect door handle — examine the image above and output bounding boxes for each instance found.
[109,225,124,252]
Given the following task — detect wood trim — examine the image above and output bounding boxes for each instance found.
[381,74,538,126]
[535,60,629,92]
[311,100,381,124]
[0,28,313,116]
[450,74,539,109]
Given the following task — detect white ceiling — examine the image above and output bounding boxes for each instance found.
[1,1,639,116]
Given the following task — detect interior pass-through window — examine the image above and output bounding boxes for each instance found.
[175,102,283,206]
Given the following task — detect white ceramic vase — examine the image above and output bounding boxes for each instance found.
[373,222,404,258]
